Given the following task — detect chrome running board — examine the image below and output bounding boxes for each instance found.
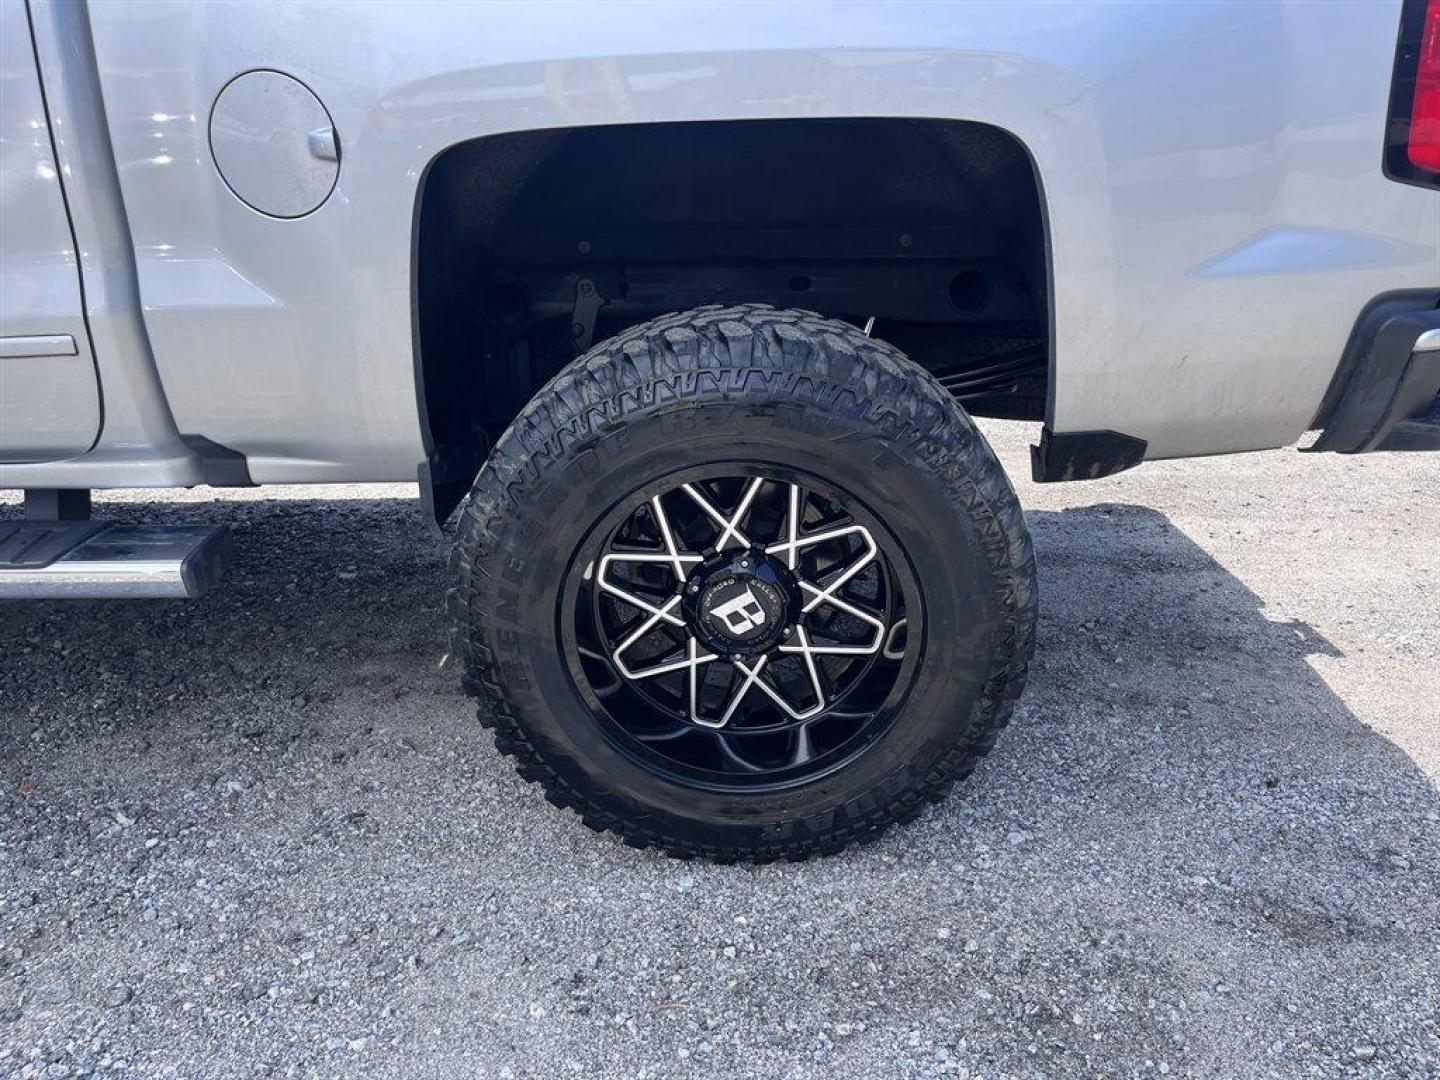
[0,522,231,599]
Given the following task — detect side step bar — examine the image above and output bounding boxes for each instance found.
[0,522,232,599]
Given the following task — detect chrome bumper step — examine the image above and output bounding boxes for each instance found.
[0,522,231,599]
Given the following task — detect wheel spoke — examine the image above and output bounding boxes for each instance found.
[615,630,717,681]
[684,636,710,725]
[788,625,828,713]
[791,585,886,654]
[598,564,687,619]
[606,599,679,676]
[598,551,700,592]
[794,529,878,613]
[649,495,691,581]
[765,521,872,570]
[682,477,763,551]
[738,649,825,721]
[764,499,886,658]
[704,655,769,729]
[784,484,802,570]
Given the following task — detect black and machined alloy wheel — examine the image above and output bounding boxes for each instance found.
[449,305,1037,861]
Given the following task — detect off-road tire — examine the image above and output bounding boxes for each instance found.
[448,304,1037,861]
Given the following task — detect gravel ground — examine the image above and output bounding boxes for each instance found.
[2,421,1437,1079]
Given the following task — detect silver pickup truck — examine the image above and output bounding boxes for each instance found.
[3,0,1438,860]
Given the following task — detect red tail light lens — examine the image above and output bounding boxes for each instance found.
[1412,0,1440,170]
[1388,0,1440,186]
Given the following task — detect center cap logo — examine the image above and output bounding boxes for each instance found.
[687,558,795,657]
[709,585,768,636]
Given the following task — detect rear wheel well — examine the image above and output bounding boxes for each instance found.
[416,117,1050,519]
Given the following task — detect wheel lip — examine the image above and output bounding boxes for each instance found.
[557,459,927,795]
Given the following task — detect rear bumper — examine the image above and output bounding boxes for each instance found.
[1309,292,1440,454]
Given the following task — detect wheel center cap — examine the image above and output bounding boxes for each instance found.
[683,549,800,658]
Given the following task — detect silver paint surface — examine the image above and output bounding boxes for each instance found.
[209,70,339,219]
[1,0,201,489]
[8,1,1440,486]
[0,0,99,461]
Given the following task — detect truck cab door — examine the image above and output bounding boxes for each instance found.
[0,0,101,462]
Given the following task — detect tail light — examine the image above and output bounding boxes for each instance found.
[1387,0,1440,186]
[1412,1,1440,170]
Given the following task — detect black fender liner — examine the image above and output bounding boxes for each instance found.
[1030,428,1147,483]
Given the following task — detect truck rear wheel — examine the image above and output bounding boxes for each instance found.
[447,305,1037,861]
